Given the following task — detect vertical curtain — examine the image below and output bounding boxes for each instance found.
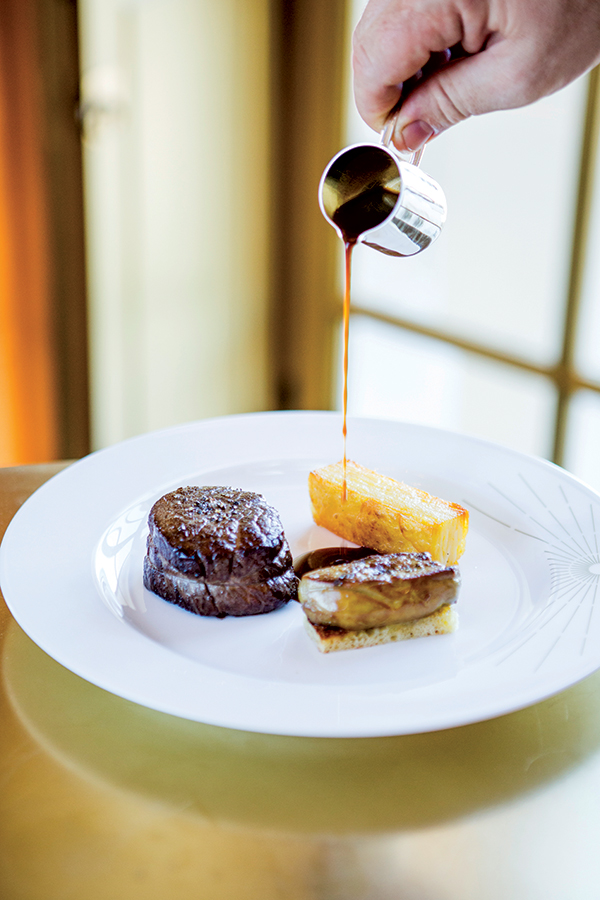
[0,0,58,465]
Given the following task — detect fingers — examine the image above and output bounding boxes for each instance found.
[352,0,600,153]
[386,37,553,152]
[352,0,479,133]
[390,47,506,150]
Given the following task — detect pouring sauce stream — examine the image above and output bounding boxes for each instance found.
[341,240,354,502]
[333,186,395,501]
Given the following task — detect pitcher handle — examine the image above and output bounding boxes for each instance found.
[381,110,425,168]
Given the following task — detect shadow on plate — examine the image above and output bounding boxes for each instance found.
[4,621,600,836]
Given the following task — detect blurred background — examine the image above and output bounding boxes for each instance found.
[2,0,600,490]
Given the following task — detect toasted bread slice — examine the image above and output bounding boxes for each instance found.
[308,460,468,565]
[303,603,458,653]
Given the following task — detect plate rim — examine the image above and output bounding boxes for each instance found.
[2,410,600,737]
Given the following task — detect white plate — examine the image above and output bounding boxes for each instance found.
[2,411,600,737]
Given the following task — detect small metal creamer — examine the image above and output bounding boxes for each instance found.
[318,115,447,257]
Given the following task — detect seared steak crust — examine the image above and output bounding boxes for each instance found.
[143,485,298,617]
[143,555,298,617]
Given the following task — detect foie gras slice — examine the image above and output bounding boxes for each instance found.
[298,551,460,631]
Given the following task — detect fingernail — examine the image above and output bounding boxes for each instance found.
[401,120,435,151]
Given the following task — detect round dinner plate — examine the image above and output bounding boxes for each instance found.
[2,411,600,738]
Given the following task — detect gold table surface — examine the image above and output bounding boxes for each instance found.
[1,464,600,899]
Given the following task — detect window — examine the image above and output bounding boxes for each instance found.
[337,0,600,491]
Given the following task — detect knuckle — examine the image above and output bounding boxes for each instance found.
[428,78,471,128]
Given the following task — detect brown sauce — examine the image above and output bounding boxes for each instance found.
[331,187,396,501]
[331,186,397,244]
[293,546,379,578]
[340,240,354,502]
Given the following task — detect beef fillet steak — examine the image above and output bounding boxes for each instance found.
[143,485,298,617]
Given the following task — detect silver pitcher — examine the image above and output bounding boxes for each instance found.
[318,115,446,257]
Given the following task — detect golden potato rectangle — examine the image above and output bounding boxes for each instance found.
[308,460,468,565]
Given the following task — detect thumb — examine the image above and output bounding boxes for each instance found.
[391,40,530,152]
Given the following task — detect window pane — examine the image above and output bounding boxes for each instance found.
[339,316,557,458]
[575,131,600,383]
[346,0,586,367]
[563,390,600,492]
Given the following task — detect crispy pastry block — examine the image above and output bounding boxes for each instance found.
[308,460,468,565]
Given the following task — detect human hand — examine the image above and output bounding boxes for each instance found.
[353,0,600,152]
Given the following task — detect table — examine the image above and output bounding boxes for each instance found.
[1,464,600,899]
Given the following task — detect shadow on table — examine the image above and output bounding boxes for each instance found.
[4,621,600,836]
